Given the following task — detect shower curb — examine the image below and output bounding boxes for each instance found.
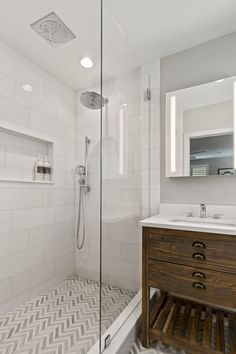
[88,289,157,354]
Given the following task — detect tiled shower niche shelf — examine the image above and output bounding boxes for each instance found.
[0,121,54,184]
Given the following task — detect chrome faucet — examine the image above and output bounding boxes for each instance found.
[200,203,206,218]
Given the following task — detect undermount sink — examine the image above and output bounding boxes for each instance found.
[169,216,236,227]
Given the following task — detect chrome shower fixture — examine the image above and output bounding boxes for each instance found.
[80,91,109,110]
[76,165,86,184]
[75,136,90,191]
[76,165,86,176]
[76,136,90,250]
[31,12,76,47]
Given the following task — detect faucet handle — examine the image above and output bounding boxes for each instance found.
[184,211,193,217]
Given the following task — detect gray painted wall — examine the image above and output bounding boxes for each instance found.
[160,31,236,205]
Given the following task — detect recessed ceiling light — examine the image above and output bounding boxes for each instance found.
[22,84,33,92]
[215,79,224,83]
[80,57,94,69]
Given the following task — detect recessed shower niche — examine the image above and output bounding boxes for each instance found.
[0,121,54,184]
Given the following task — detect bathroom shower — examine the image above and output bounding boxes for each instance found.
[76,91,109,250]
[1,3,233,354]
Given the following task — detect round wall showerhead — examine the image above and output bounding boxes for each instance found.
[80,91,109,110]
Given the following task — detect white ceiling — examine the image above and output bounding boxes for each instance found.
[0,0,235,90]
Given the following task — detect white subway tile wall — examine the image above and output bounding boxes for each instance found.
[0,40,75,314]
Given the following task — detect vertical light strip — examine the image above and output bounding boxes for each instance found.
[234,82,236,170]
[119,108,124,175]
[170,95,176,172]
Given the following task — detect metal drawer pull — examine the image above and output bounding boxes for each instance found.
[192,253,205,260]
[192,271,206,279]
[192,282,206,290]
[192,241,206,249]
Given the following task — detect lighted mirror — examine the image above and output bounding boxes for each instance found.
[166,75,236,177]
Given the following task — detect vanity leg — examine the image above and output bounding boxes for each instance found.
[142,227,150,347]
[142,284,150,347]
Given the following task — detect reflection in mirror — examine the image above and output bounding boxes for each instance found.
[166,75,236,177]
[189,133,233,176]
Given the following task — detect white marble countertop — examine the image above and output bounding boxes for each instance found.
[140,214,236,235]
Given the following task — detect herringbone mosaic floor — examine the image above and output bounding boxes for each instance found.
[0,277,135,354]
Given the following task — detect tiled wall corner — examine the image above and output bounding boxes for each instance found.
[141,61,160,218]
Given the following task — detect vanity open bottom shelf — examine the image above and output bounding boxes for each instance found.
[149,291,236,354]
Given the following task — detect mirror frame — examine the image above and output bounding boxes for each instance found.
[165,76,236,177]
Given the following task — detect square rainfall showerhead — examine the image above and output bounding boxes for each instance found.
[31,12,76,48]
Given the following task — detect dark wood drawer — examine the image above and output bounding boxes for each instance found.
[148,259,236,309]
[147,228,236,273]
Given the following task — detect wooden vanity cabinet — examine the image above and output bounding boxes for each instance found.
[142,227,236,354]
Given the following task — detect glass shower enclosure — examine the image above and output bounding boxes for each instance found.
[76,0,157,351]
[98,0,159,352]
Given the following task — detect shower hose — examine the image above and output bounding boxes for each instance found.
[76,185,86,249]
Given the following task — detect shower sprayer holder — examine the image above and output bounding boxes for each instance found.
[80,184,90,192]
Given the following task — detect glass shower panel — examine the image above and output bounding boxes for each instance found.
[99,1,160,351]
[100,1,160,351]
[74,1,103,353]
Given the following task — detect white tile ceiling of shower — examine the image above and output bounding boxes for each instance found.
[0,127,53,183]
